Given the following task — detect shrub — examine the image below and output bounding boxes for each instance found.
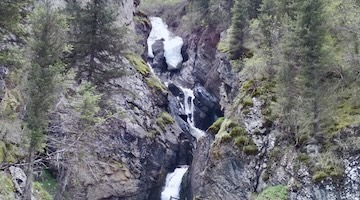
[243,144,258,155]
[230,126,246,137]
[207,117,224,135]
[233,135,249,148]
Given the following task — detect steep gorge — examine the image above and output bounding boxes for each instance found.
[1,0,360,200]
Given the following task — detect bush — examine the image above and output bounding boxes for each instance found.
[230,126,246,137]
[207,117,224,135]
[243,144,258,155]
[233,135,249,148]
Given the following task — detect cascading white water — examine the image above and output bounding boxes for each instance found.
[147,16,205,200]
[147,17,184,70]
[160,166,189,200]
[179,87,206,140]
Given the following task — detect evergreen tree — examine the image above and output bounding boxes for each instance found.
[228,0,249,60]
[66,0,129,84]
[24,1,68,199]
[295,0,326,138]
[0,0,32,67]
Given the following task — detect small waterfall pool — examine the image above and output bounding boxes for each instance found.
[147,17,205,200]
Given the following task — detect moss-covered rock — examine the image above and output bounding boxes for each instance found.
[145,76,167,93]
[126,54,150,76]
[255,185,288,200]
[156,112,175,130]
[207,117,224,135]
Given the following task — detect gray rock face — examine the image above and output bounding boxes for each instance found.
[193,84,223,130]
[151,39,167,71]
[9,166,26,196]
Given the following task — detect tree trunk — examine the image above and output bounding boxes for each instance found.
[23,146,35,200]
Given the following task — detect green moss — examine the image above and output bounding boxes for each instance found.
[312,171,328,182]
[217,40,230,53]
[219,134,232,143]
[33,182,53,200]
[233,135,249,147]
[207,117,224,135]
[242,96,254,108]
[156,112,175,130]
[0,172,15,200]
[256,185,288,200]
[146,76,167,93]
[243,144,258,155]
[241,80,255,92]
[126,54,150,76]
[230,126,246,137]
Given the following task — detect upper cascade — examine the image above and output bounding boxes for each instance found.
[147,17,184,70]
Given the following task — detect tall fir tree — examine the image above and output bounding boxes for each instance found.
[66,0,129,84]
[24,1,68,199]
[295,0,326,138]
[228,0,249,60]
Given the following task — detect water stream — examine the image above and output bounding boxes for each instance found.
[147,17,205,200]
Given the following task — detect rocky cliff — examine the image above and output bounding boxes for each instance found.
[1,0,360,200]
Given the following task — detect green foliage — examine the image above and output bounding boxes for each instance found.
[312,152,343,182]
[145,76,167,93]
[33,182,52,200]
[77,82,102,126]
[255,185,288,200]
[66,0,130,83]
[242,96,254,108]
[219,134,232,143]
[229,126,246,137]
[38,170,58,196]
[126,54,150,76]
[27,0,68,149]
[156,112,175,130]
[0,172,15,200]
[207,117,224,135]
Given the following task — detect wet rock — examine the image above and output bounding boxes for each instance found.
[193,84,223,130]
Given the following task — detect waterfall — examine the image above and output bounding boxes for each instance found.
[179,86,206,140]
[147,17,205,200]
[160,166,189,200]
[147,17,184,70]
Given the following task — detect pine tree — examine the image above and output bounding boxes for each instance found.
[228,0,249,60]
[66,0,129,84]
[0,0,32,67]
[24,1,68,199]
[296,0,326,138]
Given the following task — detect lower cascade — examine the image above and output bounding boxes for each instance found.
[161,166,189,200]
